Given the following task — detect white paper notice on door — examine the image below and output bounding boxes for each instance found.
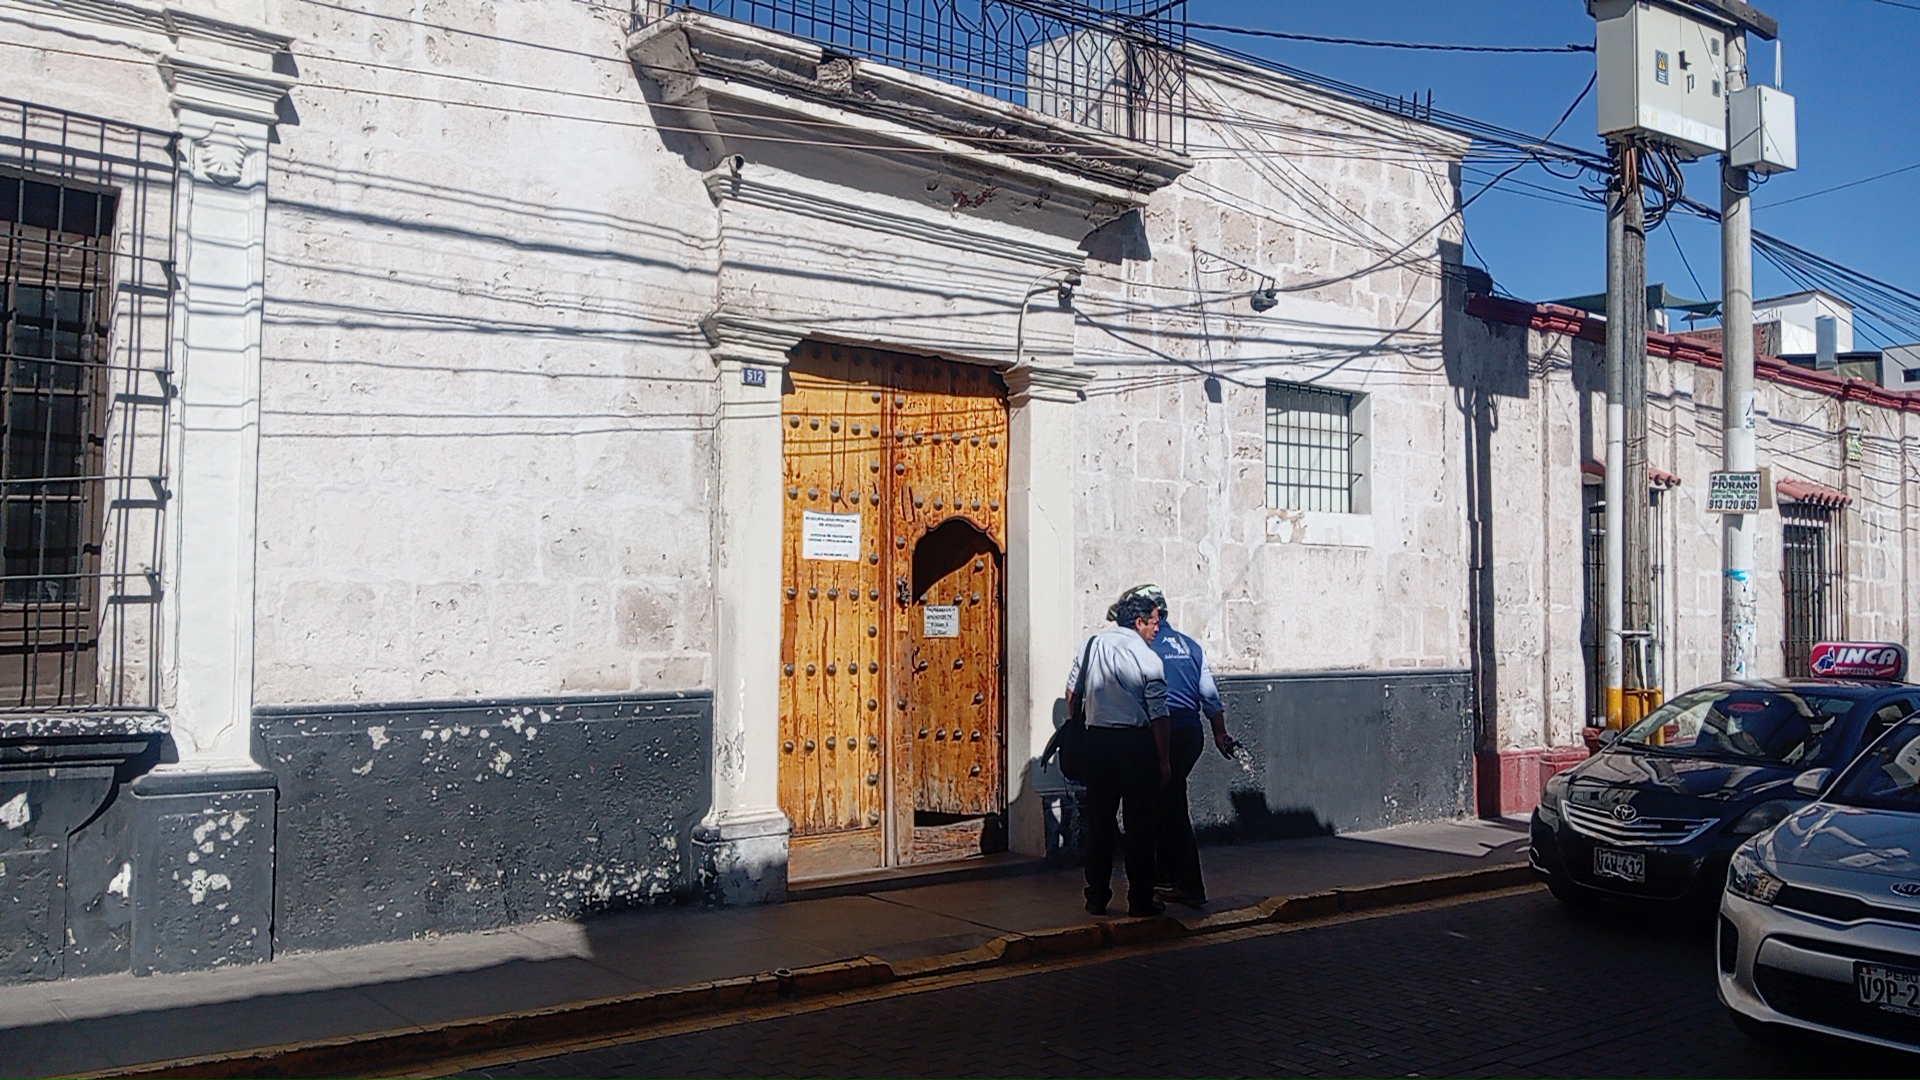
[801,511,862,561]
[922,605,960,638]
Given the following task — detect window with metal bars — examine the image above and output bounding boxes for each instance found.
[1581,488,1606,725]
[1782,502,1841,677]
[1264,381,1361,514]
[0,100,175,710]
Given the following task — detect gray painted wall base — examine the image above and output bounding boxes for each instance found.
[129,770,277,975]
[0,718,282,984]
[692,811,790,905]
[1030,669,1474,860]
[1201,670,1474,838]
[257,691,711,953]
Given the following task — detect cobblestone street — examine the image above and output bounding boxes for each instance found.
[466,890,1917,1079]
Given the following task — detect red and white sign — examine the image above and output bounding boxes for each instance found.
[1809,642,1909,681]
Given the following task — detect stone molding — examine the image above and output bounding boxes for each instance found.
[3,0,295,136]
[0,712,168,741]
[703,165,1084,272]
[1004,361,1096,406]
[1,0,291,53]
[628,10,1191,221]
[161,53,295,133]
[701,312,805,370]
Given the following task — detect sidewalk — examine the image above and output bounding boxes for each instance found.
[0,818,1531,1078]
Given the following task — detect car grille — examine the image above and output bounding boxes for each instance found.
[1562,801,1714,846]
[1755,966,1920,1047]
[1775,886,1920,929]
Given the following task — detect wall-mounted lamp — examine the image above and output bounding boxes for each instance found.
[1015,268,1083,368]
[1250,285,1278,313]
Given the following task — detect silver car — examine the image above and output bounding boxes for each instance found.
[1719,712,1920,1052]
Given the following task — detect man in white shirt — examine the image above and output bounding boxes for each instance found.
[1066,591,1173,917]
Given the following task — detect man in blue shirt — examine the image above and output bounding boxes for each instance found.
[1123,584,1237,906]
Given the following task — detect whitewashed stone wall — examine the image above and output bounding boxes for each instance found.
[1475,305,1920,758]
[1073,65,1473,676]
[254,0,722,704]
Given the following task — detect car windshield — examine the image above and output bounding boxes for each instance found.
[1614,686,1856,766]
[1828,719,1920,812]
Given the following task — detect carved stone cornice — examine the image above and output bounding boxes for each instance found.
[628,10,1191,229]
[4,0,295,132]
[1004,361,1096,406]
[161,52,295,130]
[703,167,1083,271]
[702,312,805,369]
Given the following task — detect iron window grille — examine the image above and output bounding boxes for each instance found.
[1782,502,1841,677]
[656,0,1189,151]
[1581,489,1605,726]
[1265,380,1359,514]
[0,99,175,710]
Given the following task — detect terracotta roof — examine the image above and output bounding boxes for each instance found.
[1579,461,1683,488]
[1776,477,1851,508]
[1465,293,1920,415]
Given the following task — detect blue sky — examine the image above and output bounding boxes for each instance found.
[1185,0,1920,338]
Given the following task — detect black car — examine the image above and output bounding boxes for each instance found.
[1531,673,1920,908]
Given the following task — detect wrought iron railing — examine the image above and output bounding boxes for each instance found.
[657,0,1188,150]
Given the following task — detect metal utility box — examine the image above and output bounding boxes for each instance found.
[1729,84,1797,174]
[1592,0,1729,157]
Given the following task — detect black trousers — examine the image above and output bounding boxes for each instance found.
[1156,725,1207,897]
[1083,725,1159,911]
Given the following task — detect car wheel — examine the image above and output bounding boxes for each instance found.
[1546,875,1600,909]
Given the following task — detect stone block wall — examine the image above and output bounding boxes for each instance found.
[1072,67,1473,678]
[256,0,722,707]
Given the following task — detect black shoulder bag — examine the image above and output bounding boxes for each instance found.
[1044,636,1097,783]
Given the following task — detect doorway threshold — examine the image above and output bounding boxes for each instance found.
[788,851,1048,902]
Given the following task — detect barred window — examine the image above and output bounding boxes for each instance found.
[1264,381,1364,513]
[1,100,175,709]
[1581,487,1606,725]
[1782,503,1841,676]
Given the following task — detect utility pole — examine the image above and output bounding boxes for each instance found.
[1713,3,1789,679]
[1603,140,1647,728]
[1595,0,1783,721]
[1720,32,1758,680]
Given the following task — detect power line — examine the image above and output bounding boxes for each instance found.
[1760,161,1920,209]
[1181,20,1594,54]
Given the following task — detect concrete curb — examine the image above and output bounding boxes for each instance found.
[74,863,1533,1080]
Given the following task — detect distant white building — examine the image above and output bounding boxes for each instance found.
[1753,288,1855,355]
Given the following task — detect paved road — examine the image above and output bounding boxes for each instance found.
[464,890,1916,1078]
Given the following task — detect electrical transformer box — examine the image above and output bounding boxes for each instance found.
[1729,84,1797,174]
[1591,0,1729,157]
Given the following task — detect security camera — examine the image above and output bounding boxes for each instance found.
[1249,287,1279,313]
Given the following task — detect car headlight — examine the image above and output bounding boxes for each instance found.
[1536,773,1568,824]
[1726,848,1784,905]
[1730,799,1797,837]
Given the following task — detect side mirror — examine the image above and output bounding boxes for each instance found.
[1599,729,1621,747]
[1792,768,1832,797]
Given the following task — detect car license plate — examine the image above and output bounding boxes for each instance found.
[1592,847,1646,883]
[1856,962,1920,1015]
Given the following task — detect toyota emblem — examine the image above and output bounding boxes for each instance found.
[1610,803,1640,824]
[1894,882,1920,898]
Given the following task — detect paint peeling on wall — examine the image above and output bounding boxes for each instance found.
[0,794,30,830]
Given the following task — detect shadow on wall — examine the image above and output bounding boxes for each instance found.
[1440,239,1604,816]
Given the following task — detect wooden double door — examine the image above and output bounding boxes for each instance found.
[780,342,1009,880]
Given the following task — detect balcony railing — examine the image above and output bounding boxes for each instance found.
[658,0,1188,151]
